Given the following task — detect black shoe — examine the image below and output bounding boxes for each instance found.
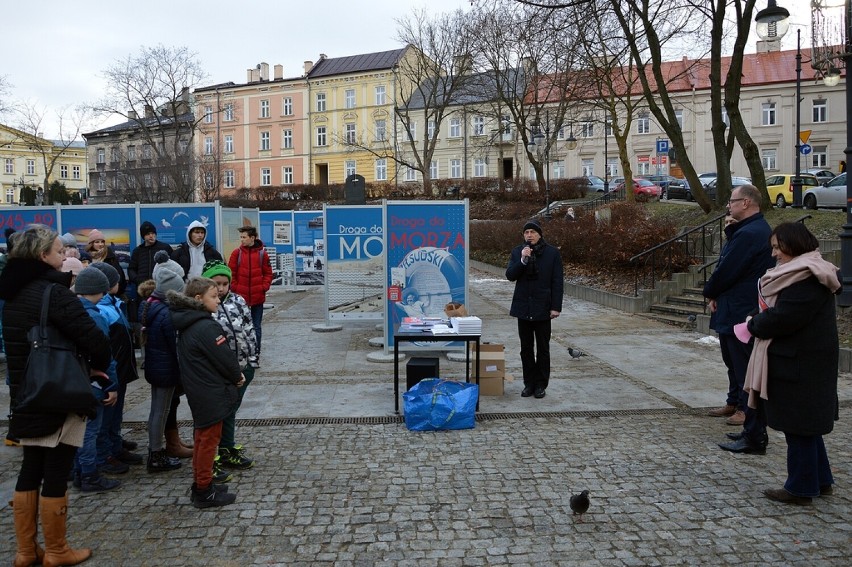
[80,473,121,493]
[534,387,546,399]
[115,449,144,465]
[725,431,745,441]
[192,483,236,509]
[521,386,535,397]
[147,449,182,473]
[122,439,138,451]
[99,456,130,475]
[718,437,767,455]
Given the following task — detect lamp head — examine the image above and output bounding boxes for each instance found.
[754,0,790,41]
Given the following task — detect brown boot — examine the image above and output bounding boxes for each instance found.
[13,490,45,567]
[165,428,193,458]
[40,494,91,567]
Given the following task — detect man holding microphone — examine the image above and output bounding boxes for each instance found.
[506,220,564,399]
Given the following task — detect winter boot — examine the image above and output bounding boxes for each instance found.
[212,455,233,483]
[80,474,121,493]
[165,428,193,458]
[191,483,236,509]
[13,490,45,567]
[39,495,92,567]
[218,445,254,469]
[188,482,229,503]
[147,449,182,473]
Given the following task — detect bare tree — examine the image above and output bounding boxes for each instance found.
[92,45,209,202]
[15,102,92,205]
[0,75,13,117]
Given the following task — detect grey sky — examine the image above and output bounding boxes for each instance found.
[2,1,814,139]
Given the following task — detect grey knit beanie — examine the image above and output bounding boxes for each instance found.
[90,262,120,290]
[75,266,109,295]
[153,250,185,294]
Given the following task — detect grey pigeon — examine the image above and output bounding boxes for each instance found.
[570,490,590,522]
[687,314,697,323]
[568,348,585,359]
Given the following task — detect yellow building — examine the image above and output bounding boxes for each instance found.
[0,123,88,206]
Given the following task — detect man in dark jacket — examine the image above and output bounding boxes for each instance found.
[704,184,775,454]
[506,220,563,399]
[128,221,173,289]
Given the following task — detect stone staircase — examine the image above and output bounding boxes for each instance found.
[644,282,707,328]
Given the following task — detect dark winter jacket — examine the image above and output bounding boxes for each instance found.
[703,213,774,334]
[748,276,839,436]
[97,294,138,387]
[506,239,564,321]
[228,240,273,307]
[128,240,173,286]
[0,258,111,438]
[139,292,181,388]
[167,290,241,429]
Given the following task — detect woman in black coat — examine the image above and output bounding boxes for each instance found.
[0,224,111,566]
[745,222,840,505]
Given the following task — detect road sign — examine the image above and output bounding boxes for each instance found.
[799,130,812,144]
[656,139,669,154]
[801,144,812,155]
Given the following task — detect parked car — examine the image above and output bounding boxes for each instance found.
[803,172,847,210]
[765,174,820,207]
[615,178,663,198]
[640,174,685,198]
[804,168,837,185]
[704,176,751,201]
[665,181,693,201]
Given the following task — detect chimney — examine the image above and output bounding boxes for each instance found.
[246,67,260,82]
[274,64,284,80]
[144,104,154,118]
[128,110,137,120]
[259,62,269,81]
[303,60,314,75]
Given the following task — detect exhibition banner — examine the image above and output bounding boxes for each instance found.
[293,210,325,286]
[259,210,296,287]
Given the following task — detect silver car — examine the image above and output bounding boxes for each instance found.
[804,168,837,184]
[803,173,847,210]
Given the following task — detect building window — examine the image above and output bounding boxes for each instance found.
[26,160,35,175]
[110,147,119,162]
[316,92,326,112]
[179,139,189,154]
[224,170,235,188]
[283,166,293,185]
[261,167,271,186]
[224,135,233,154]
[6,188,13,203]
[345,89,355,109]
[204,105,213,123]
[143,173,152,187]
[812,99,827,123]
[60,165,68,179]
[430,160,438,179]
[761,102,777,126]
[260,131,270,151]
[375,158,387,181]
[811,145,828,168]
[260,99,270,118]
[375,85,386,105]
[72,165,80,180]
[581,121,594,138]
[581,158,594,177]
[143,144,152,159]
[4,158,12,174]
[606,157,618,179]
[636,158,650,175]
[316,126,327,146]
[282,129,293,149]
[203,172,213,190]
[674,110,684,131]
[204,137,214,155]
[428,120,436,139]
[552,161,565,179]
[450,159,462,178]
[97,148,105,163]
[375,120,386,142]
[345,160,356,178]
[345,123,356,144]
[637,113,650,134]
[761,148,777,170]
[472,116,485,136]
[283,97,293,116]
[449,118,461,138]
[224,103,233,121]
[473,158,486,177]
[404,167,417,182]
[128,145,136,160]
[97,177,106,192]
[407,122,417,142]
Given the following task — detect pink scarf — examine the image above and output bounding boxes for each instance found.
[745,250,840,408]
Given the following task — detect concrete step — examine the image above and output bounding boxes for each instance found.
[650,302,706,318]
[667,295,706,308]
[636,312,698,329]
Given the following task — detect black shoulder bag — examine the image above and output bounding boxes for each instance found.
[14,284,99,419]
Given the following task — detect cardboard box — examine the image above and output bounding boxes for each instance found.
[478,375,504,396]
[478,351,505,378]
[479,342,505,353]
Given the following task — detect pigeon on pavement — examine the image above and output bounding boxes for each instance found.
[568,348,585,359]
[570,490,590,522]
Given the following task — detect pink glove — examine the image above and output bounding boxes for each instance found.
[733,322,751,343]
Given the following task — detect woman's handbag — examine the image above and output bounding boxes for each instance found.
[14,284,99,419]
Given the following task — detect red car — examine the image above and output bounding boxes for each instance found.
[615,178,663,198]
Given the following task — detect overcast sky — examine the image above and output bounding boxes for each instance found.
[2,1,814,139]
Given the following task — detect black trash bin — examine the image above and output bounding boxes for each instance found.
[406,357,440,391]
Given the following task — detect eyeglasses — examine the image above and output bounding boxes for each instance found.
[727,198,747,205]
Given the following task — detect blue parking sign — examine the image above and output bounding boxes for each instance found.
[656,139,669,154]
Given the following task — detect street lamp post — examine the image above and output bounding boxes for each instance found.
[603,116,610,200]
[528,124,551,218]
[794,28,803,207]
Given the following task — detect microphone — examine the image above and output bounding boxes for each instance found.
[525,239,536,264]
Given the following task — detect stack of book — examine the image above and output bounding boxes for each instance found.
[450,316,482,335]
[398,317,447,333]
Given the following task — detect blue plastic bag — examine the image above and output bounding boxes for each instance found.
[403,378,478,431]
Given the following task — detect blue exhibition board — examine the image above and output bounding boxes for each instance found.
[293,210,325,286]
[60,205,137,266]
[324,205,384,320]
[138,203,218,249]
[259,210,296,287]
[384,200,469,350]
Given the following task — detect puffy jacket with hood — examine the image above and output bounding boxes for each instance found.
[167,289,241,428]
[138,290,180,388]
[170,220,222,278]
[228,238,273,307]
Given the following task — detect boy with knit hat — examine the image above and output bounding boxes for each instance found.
[202,259,259,470]
[72,267,121,492]
[89,262,143,472]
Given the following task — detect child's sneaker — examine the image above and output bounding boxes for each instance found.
[80,474,121,493]
[99,456,130,475]
[218,445,254,469]
[191,483,236,509]
[212,455,233,483]
[188,483,229,503]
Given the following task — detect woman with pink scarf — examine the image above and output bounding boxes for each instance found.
[743,222,840,505]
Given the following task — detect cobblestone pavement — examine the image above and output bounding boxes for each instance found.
[1,269,850,565]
